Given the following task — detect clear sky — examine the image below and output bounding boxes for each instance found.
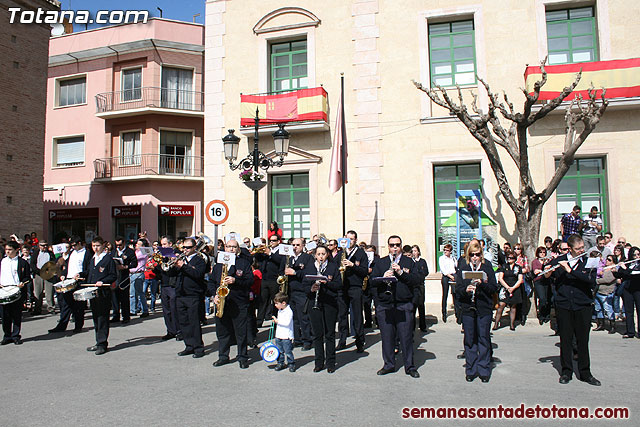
[59,0,206,30]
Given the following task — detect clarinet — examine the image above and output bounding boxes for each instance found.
[470,260,480,306]
[313,281,321,310]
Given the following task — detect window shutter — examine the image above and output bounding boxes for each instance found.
[56,137,84,166]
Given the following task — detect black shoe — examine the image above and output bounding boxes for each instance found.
[581,375,601,386]
[121,319,130,324]
[313,365,325,373]
[327,366,335,373]
[161,333,176,341]
[192,353,205,359]
[212,359,229,367]
[419,328,427,332]
[293,342,303,348]
[72,327,83,334]
[336,341,347,350]
[48,326,65,333]
[177,349,194,356]
[239,360,249,369]
[274,364,287,371]
[480,376,490,383]
[86,345,98,352]
[466,375,476,382]
[176,334,183,341]
[407,369,420,378]
[442,315,447,323]
[363,323,372,329]
[289,364,296,372]
[14,338,22,345]
[140,312,149,318]
[622,333,635,339]
[1,339,13,346]
[377,367,394,375]
[559,374,572,384]
[302,344,312,351]
[539,318,544,325]
[110,317,120,323]
[95,347,108,355]
[356,344,365,353]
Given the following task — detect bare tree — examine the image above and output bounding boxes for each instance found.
[413,59,608,259]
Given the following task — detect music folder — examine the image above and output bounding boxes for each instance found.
[305,275,328,282]
[462,271,487,281]
[370,276,398,283]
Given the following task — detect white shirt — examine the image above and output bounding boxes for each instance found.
[67,248,86,278]
[439,254,457,276]
[93,251,107,266]
[36,251,50,269]
[582,214,602,236]
[275,305,294,340]
[0,256,20,286]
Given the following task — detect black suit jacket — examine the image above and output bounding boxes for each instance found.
[111,247,137,285]
[80,253,117,298]
[370,254,420,306]
[304,261,342,307]
[171,254,207,297]
[257,250,285,282]
[209,256,254,306]
[455,260,498,316]
[342,247,369,289]
[287,252,315,293]
[551,253,597,310]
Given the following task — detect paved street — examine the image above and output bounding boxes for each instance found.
[1,305,638,426]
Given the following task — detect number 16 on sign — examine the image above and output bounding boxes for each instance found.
[205,200,230,256]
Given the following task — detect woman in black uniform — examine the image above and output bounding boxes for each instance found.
[494,251,523,331]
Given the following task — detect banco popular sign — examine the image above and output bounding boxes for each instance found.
[158,205,194,217]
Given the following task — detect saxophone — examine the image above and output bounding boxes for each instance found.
[362,276,369,291]
[277,255,290,294]
[339,250,347,281]
[216,264,229,318]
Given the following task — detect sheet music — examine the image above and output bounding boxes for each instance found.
[216,251,236,266]
[585,257,600,269]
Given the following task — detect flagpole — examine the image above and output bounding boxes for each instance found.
[340,73,346,236]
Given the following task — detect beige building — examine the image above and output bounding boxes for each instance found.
[204,0,640,272]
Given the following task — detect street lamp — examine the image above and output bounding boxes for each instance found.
[222,108,290,237]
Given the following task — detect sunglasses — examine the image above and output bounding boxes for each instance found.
[560,247,569,251]
[183,245,195,249]
[618,241,625,244]
[269,239,279,242]
[388,243,401,247]
[225,245,238,249]
[292,244,302,247]
[470,252,482,257]
[507,257,516,260]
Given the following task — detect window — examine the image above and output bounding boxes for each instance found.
[122,68,142,101]
[555,157,608,234]
[270,40,307,92]
[160,130,192,174]
[120,131,141,166]
[161,67,193,109]
[546,7,597,65]
[58,77,86,107]
[53,136,84,167]
[433,163,482,261]
[271,173,310,239]
[429,20,476,87]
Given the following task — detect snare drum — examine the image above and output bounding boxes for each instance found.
[259,341,280,363]
[73,286,99,302]
[0,286,21,305]
[54,278,77,293]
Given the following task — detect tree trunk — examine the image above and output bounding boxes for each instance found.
[514,202,544,262]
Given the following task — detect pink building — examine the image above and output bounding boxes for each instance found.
[44,19,204,243]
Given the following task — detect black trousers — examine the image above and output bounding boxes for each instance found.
[161,286,180,335]
[414,285,426,330]
[90,290,111,349]
[534,281,552,322]
[441,275,460,321]
[556,306,592,379]
[247,297,259,344]
[111,285,130,321]
[215,298,248,362]
[309,301,338,369]
[176,295,204,354]
[622,287,640,336]
[58,289,84,329]
[289,291,312,346]
[2,297,23,340]
[462,313,492,377]
[377,302,415,373]
[338,287,364,345]
[362,287,373,327]
[257,280,278,327]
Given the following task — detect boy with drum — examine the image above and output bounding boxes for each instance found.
[1,240,31,345]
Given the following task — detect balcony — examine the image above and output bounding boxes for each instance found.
[94,154,204,182]
[95,87,204,119]
[239,87,329,136]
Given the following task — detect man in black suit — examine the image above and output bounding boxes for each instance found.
[77,236,117,355]
[111,236,137,323]
[549,233,600,386]
[30,240,56,314]
[159,236,181,341]
[211,239,254,368]
[285,238,315,350]
[256,235,285,327]
[170,238,208,358]
[370,235,420,378]
[1,241,31,345]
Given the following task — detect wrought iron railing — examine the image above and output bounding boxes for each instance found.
[95,87,204,113]
[94,154,204,179]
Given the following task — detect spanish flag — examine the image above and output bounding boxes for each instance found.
[240,87,328,126]
[524,58,640,101]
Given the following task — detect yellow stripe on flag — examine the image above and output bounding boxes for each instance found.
[525,67,640,94]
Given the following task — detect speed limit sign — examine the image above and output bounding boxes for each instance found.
[205,200,229,225]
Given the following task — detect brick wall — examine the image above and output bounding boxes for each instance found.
[0,0,58,240]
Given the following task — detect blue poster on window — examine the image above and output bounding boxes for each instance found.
[455,189,483,258]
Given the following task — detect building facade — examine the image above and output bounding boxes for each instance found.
[44,18,205,243]
[204,0,639,272]
[0,0,59,239]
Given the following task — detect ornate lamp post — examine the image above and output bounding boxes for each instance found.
[222,108,290,237]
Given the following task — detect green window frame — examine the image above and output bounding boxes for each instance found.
[428,19,476,87]
[555,157,608,236]
[271,173,310,239]
[546,7,598,65]
[434,163,482,264]
[270,40,308,93]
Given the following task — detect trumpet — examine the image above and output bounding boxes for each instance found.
[216,264,229,318]
[277,255,290,294]
[161,252,187,272]
[251,245,268,255]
